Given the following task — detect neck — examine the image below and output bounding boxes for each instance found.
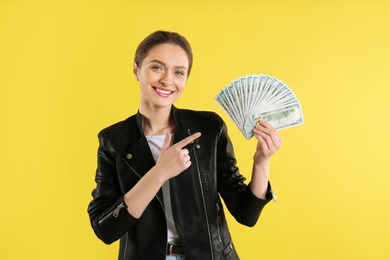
[139,104,175,136]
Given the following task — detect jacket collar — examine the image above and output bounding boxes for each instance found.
[134,105,183,136]
[125,105,195,177]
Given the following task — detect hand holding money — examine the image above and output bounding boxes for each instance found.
[215,74,304,139]
[253,120,283,165]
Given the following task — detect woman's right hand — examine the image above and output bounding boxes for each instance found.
[155,132,201,180]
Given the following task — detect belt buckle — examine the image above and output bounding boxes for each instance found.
[168,244,182,256]
[168,244,175,256]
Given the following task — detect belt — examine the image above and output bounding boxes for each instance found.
[167,244,185,255]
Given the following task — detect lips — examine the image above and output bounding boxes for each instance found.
[152,87,174,97]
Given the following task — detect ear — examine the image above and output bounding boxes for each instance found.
[133,63,139,81]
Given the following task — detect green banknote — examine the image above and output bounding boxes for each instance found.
[214,74,304,139]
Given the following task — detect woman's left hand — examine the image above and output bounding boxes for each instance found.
[253,120,283,166]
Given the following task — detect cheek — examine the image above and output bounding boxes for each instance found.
[138,77,148,89]
[176,78,187,91]
[141,69,159,82]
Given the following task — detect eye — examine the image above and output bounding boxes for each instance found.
[151,65,163,71]
[175,70,185,76]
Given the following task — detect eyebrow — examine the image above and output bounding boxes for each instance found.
[148,59,188,71]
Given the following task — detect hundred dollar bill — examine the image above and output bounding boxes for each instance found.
[221,85,243,127]
[215,74,303,139]
[215,92,241,130]
[243,104,304,139]
[231,79,245,123]
[247,74,260,110]
[252,74,272,109]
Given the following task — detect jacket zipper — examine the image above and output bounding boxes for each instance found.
[190,129,214,260]
[123,159,164,208]
[123,232,128,259]
[98,202,126,225]
[270,189,277,202]
[216,203,222,243]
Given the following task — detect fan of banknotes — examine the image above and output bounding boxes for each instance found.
[215,74,304,139]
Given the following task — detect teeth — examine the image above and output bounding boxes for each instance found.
[155,88,172,94]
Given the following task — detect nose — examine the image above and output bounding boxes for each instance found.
[160,71,173,86]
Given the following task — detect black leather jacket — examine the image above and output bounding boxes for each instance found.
[88,106,273,260]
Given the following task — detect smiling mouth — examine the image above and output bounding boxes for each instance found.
[153,87,174,96]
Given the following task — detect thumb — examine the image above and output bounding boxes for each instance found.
[161,132,171,153]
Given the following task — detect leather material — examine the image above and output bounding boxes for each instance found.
[88,106,273,260]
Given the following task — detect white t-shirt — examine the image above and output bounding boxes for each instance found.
[145,134,179,242]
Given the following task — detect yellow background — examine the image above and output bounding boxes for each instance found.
[1,0,389,259]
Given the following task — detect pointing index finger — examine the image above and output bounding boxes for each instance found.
[175,132,201,149]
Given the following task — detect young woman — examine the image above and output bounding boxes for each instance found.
[88,31,282,260]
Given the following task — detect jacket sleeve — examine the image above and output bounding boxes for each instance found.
[87,131,138,244]
[216,119,273,227]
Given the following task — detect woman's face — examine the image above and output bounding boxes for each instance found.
[134,43,189,109]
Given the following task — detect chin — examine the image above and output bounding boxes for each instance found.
[155,97,180,107]
[152,101,175,108]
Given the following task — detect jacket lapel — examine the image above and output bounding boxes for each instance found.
[172,106,198,151]
[123,136,165,206]
[123,136,155,179]
[123,110,156,178]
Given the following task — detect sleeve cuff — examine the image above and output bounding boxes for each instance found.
[248,181,275,202]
